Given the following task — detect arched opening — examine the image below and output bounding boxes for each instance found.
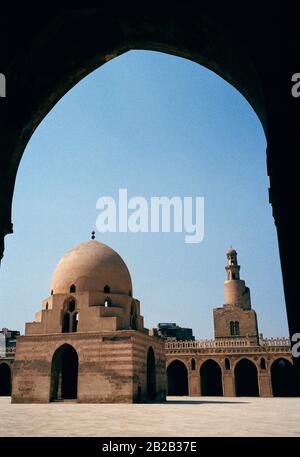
[260,357,266,370]
[230,321,240,336]
[130,303,137,330]
[235,359,259,396]
[147,347,156,401]
[200,359,223,396]
[225,358,231,370]
[191,358,196,370]
[69,284,76,293]
[2,10,296,394]
[50,344,78,401]
[167,360,188,396]
[271,358,297,397]
[62,299,77,333]
[103,285,110,293]
[0,363,11,396]
[1,39,290,392]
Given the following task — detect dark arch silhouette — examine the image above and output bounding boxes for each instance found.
[271,358,297,397]
[167,360,188,396]
[50,344,78,401]
[70,284,76,293]
[225,358,231,370]
[0,7,270,275]
[260,357,266,370]
[200,359,223,396]
[0,363,11,396]
[191,358,196,370]
[3,6,300,390]
[235,359,259,396]
[103,285,110,293]
[147,347,156,400]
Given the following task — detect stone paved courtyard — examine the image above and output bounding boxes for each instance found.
[0,396,299,437]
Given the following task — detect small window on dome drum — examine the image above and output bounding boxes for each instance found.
[70,284,76,293]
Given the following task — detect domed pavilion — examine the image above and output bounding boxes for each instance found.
[12,238,166,403]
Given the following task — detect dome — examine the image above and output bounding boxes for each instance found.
[51,240,132,295]
[226,247,237,255]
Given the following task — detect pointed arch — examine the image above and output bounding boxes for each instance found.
[271,358,297,397]
[234,358,259,396]
[50,344,79,401]
[167,360,188,396]
[200,359,223,396]
[147,347,156,400]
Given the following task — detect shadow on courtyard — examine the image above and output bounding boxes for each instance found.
[149,398,250,405]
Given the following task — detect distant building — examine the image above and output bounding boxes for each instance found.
[11,239,166,403]
[152,323,194,341]
[0,328,20,349]
[166,248,296,398]
[0,328,18,395]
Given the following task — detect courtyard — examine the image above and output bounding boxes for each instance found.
[0,396,299,437]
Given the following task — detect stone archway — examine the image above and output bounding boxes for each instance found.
[0,363,11,396]
[1,6,299,391]
[0,6,268,271]
[271,358,297,397]
[200,359,223,396]
[147,347,156,400]
[167,360,188,396]
[50,344,78,401]
[234,358,259,397]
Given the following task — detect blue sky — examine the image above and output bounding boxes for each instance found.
[0,50,288,338]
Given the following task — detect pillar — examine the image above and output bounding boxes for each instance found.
[258,372,272,397]
[267,133,300,394]
[223,373,235,396]
[189,372,200,396]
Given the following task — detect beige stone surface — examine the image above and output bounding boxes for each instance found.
[0,396,300,437]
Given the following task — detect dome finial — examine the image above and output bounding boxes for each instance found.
[91,230,95,240]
